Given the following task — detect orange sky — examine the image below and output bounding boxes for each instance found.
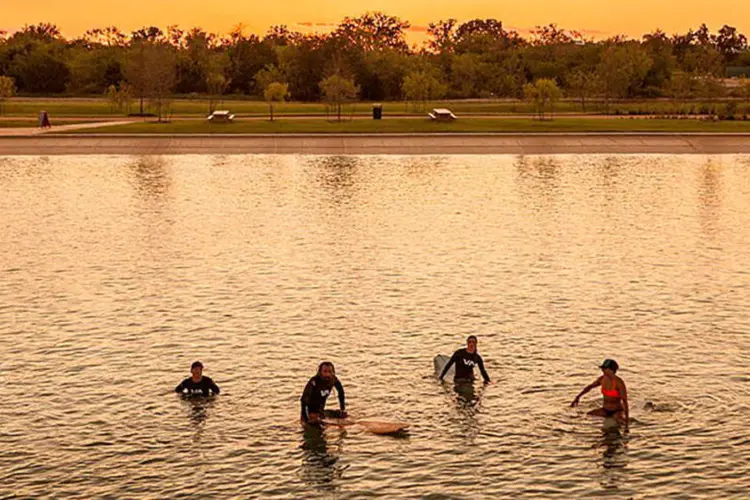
[2,0,749,44]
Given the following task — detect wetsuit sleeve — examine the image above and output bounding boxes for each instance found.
[300,380,314,421]
[334,379,345,410]
[208,379,220,395]
[477,355,490,383]
[175,380,185,393]
[439,352,458,380]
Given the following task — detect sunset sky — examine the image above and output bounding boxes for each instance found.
[2,0,749,43]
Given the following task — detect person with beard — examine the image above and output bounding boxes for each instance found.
[439,335,491,384]
[300,361,346,425]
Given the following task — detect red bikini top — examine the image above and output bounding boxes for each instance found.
[601,377,621,398]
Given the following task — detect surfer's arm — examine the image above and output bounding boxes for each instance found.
[619,380,629,421]
[334,379,346,413]
[300,381,314,421]
[571,377,602,406]
[174,380,185,393]
[208,379,220,395]
[439,353,458,380]
[477,355,490,383]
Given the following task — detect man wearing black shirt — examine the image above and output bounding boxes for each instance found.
[439,335,491,383]
[175,361,221,396]
[300,361,346,425]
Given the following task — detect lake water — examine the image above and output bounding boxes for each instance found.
[1,154,749,498]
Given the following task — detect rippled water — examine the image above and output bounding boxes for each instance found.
[1,154,749,498]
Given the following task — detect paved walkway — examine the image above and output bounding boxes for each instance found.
[2,133,750,155]
[0,121,135,137]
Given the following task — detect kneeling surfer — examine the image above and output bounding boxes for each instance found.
[571,359,629,424]
[300,361,346,425]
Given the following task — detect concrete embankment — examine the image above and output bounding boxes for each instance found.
[2,133,750,155]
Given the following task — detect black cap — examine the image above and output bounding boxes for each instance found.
[599,359,619,372]
[191,361,204,369]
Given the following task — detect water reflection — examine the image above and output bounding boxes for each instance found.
[596,423,629,490]
[444,382,485,443]
[515,156,561,190]
[312,156,361,207]
[298,425,347,492]
[698,159,722,238]
[127,155,172,202]
[2,154,750,497]
[181,397,215,444]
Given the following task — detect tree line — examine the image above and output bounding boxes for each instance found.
[1,14,750,110]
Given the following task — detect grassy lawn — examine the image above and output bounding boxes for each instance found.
[6,97,750,118]
[58,117,750,134]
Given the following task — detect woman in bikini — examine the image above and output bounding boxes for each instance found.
[571,359,629,424]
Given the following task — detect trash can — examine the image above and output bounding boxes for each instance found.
[372,104,383,120]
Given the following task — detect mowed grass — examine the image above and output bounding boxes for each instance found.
[6,97,748,117]
[62,117,750,134]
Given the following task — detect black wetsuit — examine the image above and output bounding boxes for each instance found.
[175,376,220,396]
[300,375,345,422]
[440,348,490,382]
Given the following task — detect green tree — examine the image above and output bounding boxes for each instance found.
[264,82,289,121]
[566,69,600,112]
[523,78,562,120]
[105,83,132,115]
[254,64,285,96]
[669,71,695,110]
[402,70,447,111]
[319,74,359,121]
[205,73,228,113]
[125,41,176,120]
[597,42,653,109]
[738,76,750,108]
[0,75,16,115]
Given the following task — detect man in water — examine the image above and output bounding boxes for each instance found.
[300,361,346,425]
[571,358,629,424]
[439,335,491,384]
[175,361,221,396]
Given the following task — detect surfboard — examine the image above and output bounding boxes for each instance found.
[434,354,454,379]
[355,420,409,435]
[322,417,409,435]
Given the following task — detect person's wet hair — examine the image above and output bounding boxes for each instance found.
[191,361,203,370]
[467,335,478,343]
[318,361,336,377]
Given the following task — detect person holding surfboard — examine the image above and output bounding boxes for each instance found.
[571,359,629,424]
[300,361,346,425]
[438,335,491,384]
[175,361,220,396]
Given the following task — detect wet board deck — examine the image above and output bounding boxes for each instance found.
[434,354,454,379]
[323,418,409,435]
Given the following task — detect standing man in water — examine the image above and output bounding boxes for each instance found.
[571,359,629,424]
[439,335,491,384]
[300,361,346,425]
[175,361,221,396]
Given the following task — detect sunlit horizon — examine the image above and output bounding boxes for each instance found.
[2,0,750,43]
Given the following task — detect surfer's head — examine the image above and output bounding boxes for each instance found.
[318,361,336,383]
[190,361,204,380]
[599,359,619,375]
[466,335,478,353]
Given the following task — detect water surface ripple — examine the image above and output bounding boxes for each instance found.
[1,154,749,498]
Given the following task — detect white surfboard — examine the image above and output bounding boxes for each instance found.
[434,354,454,379]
